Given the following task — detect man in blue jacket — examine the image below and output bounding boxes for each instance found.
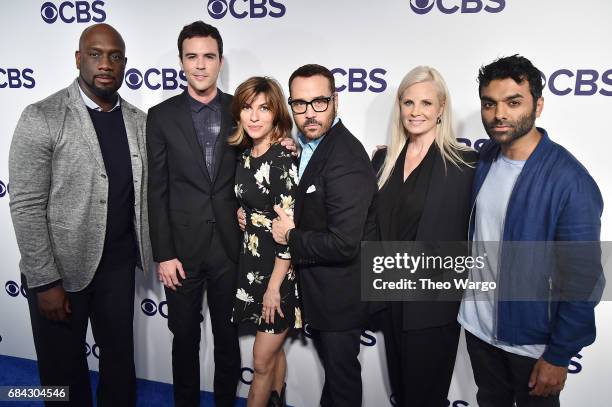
[458,55,603,406]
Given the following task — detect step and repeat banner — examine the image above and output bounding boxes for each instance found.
[1,1,611,406]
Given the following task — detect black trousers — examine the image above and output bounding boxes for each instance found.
[23,255,137,407]
[164,230,240,407]
[382,305,460,407]
[465,331,560,407]
[312,328,362,407]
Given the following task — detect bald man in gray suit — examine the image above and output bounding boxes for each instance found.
[9,24,151,407]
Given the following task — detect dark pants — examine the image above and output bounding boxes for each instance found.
[382,306,460,407]
[465,331,560,407]
[23,255,137,407]
[164,231,240,407]
[312,328,362,407]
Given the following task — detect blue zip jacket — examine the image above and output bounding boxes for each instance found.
[470,128,604,366]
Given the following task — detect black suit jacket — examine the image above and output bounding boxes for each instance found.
[373,146,478,330]
[288,121,377,331]
[146,90,241,267]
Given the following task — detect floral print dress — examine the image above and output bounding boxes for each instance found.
[231,143,302,333]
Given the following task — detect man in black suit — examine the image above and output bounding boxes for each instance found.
[272,64,377,407]
[146,21,241,407]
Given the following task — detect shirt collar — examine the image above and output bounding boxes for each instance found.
[188,89,221,113]
[297,117,340,149]
[78,84,121,112]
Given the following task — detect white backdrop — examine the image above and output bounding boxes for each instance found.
[1,1,611,406]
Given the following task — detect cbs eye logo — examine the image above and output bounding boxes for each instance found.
[240,367,254,385]
[409,0,505,14]
[206,0,286,19]
[0,180,8,198]
[207,0,228,17]
[410,0,436,14]
[40,1,106,24]
[5,281,27,298]
[140,298,168,318]
[85,342,100,359]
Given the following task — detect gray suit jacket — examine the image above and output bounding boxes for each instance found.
[9,79,152,292]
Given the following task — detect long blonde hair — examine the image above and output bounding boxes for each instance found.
[377,66,472,189]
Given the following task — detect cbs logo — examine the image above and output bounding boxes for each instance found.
[141,298,168,318]
[5,281,27,298]
[302,323,315,338]
[124,68,187,91]
[240,367,254,385]
[360,330,377,346]
[40,1,106,24]
[456,138,488,152]
[207,0,286,19]
[302,324,377,346]
[391,395,470,406]
[0,180,9,197]
[409,0,504,14]
[331,68,387,93]
[0,69,35,89]
[85,342,100,359]
[543,69,612,97]
[568,353,583,374]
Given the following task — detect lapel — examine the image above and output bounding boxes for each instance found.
[294,122,341,223]
[66,80,105,171]
[176,91,212,183]
[415,149,446,241]
[121,102,143,182]
[378,144,446,241]
[378,143,406,240]
[211,92,232,185]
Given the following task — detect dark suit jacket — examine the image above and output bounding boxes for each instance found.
[288,120,377,331]
[146,90,241,267]
[372,145,477,330]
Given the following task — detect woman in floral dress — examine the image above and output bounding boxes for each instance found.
[229,77,300,407]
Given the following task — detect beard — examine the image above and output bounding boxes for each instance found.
[80,73,121,100]
[298,106,336,140]
[483,107,536,146]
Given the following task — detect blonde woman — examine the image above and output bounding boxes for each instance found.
[372,66,476,407]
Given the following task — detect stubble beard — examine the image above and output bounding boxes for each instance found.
[298,106,336,140]
[484,107,536,146]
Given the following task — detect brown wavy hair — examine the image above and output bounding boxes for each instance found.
[228,76,292,149]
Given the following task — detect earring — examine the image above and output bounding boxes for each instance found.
[436,117,442,124]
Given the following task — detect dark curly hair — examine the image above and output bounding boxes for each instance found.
[478,55,543,102]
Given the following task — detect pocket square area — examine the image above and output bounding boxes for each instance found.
[306,185,316,194]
